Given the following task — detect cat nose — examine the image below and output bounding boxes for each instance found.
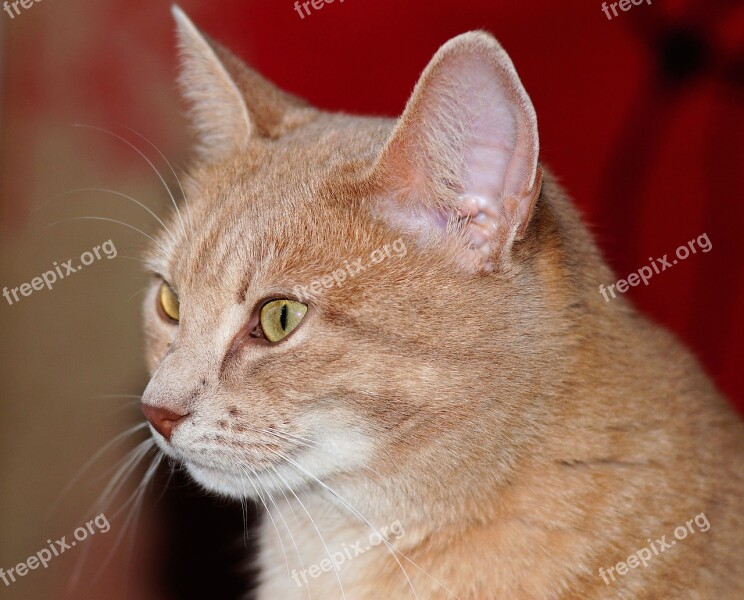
[142,404,190,442]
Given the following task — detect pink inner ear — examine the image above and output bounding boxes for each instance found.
[373,31,540,271]
[457,63,518,202]
[444,56,540,259]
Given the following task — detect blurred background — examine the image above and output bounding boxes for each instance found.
[1,0,742,598]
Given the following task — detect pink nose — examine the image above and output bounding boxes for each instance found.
[142,405,190,441]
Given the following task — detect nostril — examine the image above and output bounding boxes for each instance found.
[142,404,190,442]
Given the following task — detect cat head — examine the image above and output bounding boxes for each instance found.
[141,7,563,503]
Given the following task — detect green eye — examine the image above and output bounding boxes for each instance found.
[260,299,307,342]
[159,282,180,322]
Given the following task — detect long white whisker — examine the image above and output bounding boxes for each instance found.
[268,463,348,600]
[48,422,149,520]
[71,124,188,237]
[256,469,308,600]
[239,467,293,599]
[268,430,319,446]
[68,441,157,590]
[121,451,164,597]
[89,438,155,518]
[85,451,163,589]
[108,450,159,521]
[256,428,320,449]
[239,491,251,550]
[268,467,313,600]
[120,124,194,234]
[126,286,149,303]
[118,255,150,264]
[45,216,164,253]
[34,188,177,245]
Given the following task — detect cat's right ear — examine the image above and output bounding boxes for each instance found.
[172,6,311,161]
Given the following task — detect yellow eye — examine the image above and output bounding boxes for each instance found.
[159,282,180,322]
[260,299,307,342]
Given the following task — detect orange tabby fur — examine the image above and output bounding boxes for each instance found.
[140,8,744,599]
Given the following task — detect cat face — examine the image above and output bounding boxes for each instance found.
[141,8,551,501]
[142,117,409,497]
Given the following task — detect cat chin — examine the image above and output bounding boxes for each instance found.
[185,461,252,499]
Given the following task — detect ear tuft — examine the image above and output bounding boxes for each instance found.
[371,31,541,272]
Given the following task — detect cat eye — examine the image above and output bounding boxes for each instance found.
[158,282,180,322]
[259,299,307,342]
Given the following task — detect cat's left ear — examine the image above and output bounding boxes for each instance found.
[371,32,542,272]
[172,6,312,161]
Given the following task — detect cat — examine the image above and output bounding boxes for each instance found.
[140,6,744,599]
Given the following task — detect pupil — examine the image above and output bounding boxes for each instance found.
[280,303,288,330]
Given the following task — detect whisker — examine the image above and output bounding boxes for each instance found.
[121,452,164,597]
[119,124,194,234]
[48,422,149,520]
[239,467,293,599]
[33,188,177,245]
[45,216,166,254]
[268,463,348,600]
[150,458,176,509]
[253,469,302,599]
[86,451,163,590]
[118,255,151,264]
[88,438,155,518]
[256,427,320,450]
[67,440,156,590]
[238,486,249,550]
[268,467,313,600]
[126,286,149,303]
[108,450,160,521]
[71,124,188,237]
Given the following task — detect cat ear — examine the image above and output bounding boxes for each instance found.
[371,31,542,272]
[172,6,311,161]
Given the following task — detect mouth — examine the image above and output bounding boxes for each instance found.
[149,429,292,498]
